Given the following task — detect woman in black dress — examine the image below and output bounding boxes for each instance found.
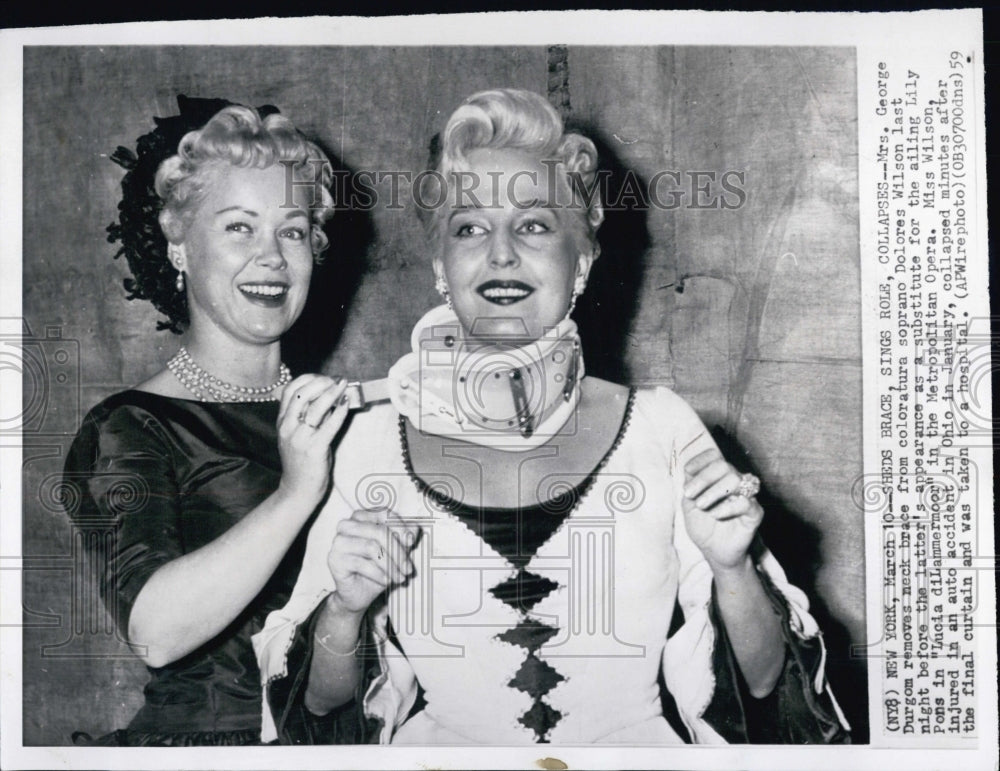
[64,100,351,745]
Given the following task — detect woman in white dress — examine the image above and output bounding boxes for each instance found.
[254,88,850,745]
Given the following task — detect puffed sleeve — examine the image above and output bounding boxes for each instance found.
[254,484,420,744]
[62,402,182,639]
[650,387,850,744]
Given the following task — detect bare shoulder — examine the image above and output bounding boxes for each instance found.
[133,368,188,398]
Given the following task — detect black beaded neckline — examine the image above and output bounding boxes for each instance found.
[398,387,637,516]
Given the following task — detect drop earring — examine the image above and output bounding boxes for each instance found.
[435,275,453,311]
[566,275,587,319]
[565,289,579,319]
[170,246,185,293]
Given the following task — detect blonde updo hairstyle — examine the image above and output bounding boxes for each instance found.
[418,89,604,258]
[155,105,335,256]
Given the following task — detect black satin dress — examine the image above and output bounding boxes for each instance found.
[63,390,310,745]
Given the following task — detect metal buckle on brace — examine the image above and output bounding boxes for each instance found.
[344,381,367,411]
[341,377,391,412]
[563,340,579,402]
[508,368,533,438]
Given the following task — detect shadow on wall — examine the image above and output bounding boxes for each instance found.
[567,124,648,384]
[282,144,373,376]
[712,427,868,743]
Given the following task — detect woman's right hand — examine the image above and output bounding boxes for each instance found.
[326,508,420,614]
[306,508,417,713]
[276,375,351,507]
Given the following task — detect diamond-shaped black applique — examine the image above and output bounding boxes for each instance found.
[496,618,559,652]
[490,569,559,612]
[518,698,563,743]
[508,653,565,699]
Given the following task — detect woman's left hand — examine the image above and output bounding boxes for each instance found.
[681,448,763,570]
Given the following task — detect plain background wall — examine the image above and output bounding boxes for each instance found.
[20,45,866,744]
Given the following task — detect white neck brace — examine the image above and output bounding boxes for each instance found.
[387,305,584,451]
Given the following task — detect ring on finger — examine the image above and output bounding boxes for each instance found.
[736,472,760,499]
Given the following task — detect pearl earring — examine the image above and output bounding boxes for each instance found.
[169,246,185,294]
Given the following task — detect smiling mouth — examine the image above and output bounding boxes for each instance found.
[239,282,290,306]
[476,280,535,305]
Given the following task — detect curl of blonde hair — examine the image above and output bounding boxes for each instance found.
[417,89,603,254]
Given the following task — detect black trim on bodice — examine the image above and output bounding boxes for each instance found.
[398,388,636,742]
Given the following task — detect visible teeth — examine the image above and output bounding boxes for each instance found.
[241,284,287,297]
[483,287,529,298]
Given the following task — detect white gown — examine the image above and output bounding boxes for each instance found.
[253,386,848,744]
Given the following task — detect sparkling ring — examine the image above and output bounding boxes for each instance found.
[736,473,761,499]
[298,411,307,423]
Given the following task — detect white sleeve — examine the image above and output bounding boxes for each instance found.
[655,387,727,742]
[358,604,420,744]
[251,483,352,742]
[649,387,841,743]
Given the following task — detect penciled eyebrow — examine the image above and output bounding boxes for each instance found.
[448,204,482,218]
[214,206,309,220]
[215,206,258,216]
[448,199,557,222]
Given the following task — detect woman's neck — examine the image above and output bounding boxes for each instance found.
[402,377,633,509]
[182,329,283,388]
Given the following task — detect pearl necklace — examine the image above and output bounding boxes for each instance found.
[167,346,291,402]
